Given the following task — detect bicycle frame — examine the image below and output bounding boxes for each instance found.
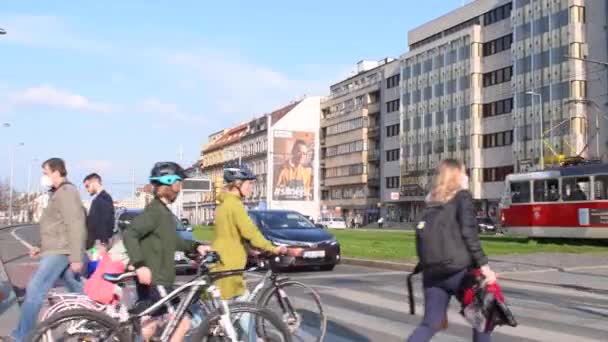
[122,268,247,342]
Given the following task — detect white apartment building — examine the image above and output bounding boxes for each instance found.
[395,0,608,220]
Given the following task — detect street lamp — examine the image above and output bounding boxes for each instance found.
[526,91,544,170]
[27,158,39,222]
[8,142,25,224]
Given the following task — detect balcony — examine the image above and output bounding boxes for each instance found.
[367,102,380,114]
[367,125,379,138]
[329,77,381,99]
[367,149,380,163]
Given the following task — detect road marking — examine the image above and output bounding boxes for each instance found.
[563,264,608,271]
[11,226,34,250]
[289,270,407,280]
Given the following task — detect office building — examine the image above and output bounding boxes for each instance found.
[395,0,608,220]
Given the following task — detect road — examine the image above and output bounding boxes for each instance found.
[2,225,608,341]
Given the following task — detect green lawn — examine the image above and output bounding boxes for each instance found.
[194,226,608,262]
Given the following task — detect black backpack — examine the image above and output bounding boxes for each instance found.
[415,195,472,280]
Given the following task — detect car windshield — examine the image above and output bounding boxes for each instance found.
[249,212,316,230]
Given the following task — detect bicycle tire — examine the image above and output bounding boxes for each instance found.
[192,302,293,342]
[256,280,326,342]
[28,308,129,342]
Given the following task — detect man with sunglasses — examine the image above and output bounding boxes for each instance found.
[83,173,115,250]
[123,161,211,342]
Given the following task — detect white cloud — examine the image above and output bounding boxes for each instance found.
[75,159,113,174]
[135,98,207,125]
[9,85,116,114]
[168,51,339,122]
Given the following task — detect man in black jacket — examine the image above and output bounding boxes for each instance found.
[83,173,115,249]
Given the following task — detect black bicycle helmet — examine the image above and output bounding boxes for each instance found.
[224,163,256,183]
[150,162,187,185]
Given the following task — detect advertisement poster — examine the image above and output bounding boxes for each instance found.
[273,130,315,201]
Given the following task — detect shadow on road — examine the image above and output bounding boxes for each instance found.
[0,280,17,316]
[325,319,371,342]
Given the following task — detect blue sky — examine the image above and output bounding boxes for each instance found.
[0,0,463,199]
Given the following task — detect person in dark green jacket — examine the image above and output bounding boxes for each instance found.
[124,162,211,342]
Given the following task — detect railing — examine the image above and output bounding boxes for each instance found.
[367,149,380,161]
[329,77,381,99]
[324,103,367,120]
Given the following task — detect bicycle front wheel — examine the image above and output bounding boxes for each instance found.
[29,308,128,342]
[257,281,326,342]
[192,302,292,342]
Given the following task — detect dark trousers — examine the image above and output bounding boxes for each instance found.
[407,270,491,342]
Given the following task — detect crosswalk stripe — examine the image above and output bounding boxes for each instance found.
[319,287,603,342]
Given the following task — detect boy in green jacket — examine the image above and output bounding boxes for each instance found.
[124,162,211,342]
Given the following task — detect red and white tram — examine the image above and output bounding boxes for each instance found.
[499,162,608,239]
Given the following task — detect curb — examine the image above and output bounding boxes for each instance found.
[341,257,416,272]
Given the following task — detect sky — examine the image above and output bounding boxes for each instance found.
[0,0,464,199]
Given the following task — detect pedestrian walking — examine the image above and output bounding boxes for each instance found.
[378,216,384,229]
[407,159,497,342]
[83,173,115,251]
[3,158,87,342]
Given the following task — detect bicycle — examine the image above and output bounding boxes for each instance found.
[29,251,293,342]
[247,253,326,342]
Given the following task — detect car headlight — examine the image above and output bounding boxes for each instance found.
[329,237,338,246]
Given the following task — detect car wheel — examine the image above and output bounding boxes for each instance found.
[320,265,335,271]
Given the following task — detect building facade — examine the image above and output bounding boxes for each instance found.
[396,0,608,221]
[320,59,397,225]
[200,98,322,221]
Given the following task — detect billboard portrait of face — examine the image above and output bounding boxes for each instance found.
[273,130,315,201]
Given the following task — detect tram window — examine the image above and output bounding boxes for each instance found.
[510,181,530,203]
[562,177,590,201]
[594,175,608,200]
[534,179,559,202]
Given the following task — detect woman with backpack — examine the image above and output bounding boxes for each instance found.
[407,159,497,342]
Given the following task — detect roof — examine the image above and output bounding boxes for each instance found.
[271,101,301,125]
[203,124,248,153]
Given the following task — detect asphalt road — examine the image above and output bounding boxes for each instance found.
[2,225,608,341]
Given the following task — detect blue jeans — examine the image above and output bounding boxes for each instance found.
[407,270,491,342]
[12,254,84,342]
[232,291,256,342]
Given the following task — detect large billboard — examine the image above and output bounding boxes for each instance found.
[272,130,315,201]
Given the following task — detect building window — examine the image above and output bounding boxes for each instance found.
[483,66,513,88]
[386,74,400,89]
[386,176,400,189]
[482,98,513,118]
[327,117,365,136]
[570,5,586,24]
[386,99,400,113]
[325,140,364,157]
[482,165,514,182]
[325,164,364,178]
[434,139,444,154]
[386,149,400,162]
[483,34,513,57]
[386,124,400,137]
[483,2,512,26]
[482,130,513,148]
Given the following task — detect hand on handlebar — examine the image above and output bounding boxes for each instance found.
[197,244,212,256]
[274,246,304,257]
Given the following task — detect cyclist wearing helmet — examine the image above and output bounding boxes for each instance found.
[123,162,211,342]
[213,163,302,295]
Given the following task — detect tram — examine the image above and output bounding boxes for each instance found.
[499,160,608,239]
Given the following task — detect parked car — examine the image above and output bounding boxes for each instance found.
[318,217,347,229]
[477,217,497,234]
[248,210,341,271]
[115,208,200,273]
